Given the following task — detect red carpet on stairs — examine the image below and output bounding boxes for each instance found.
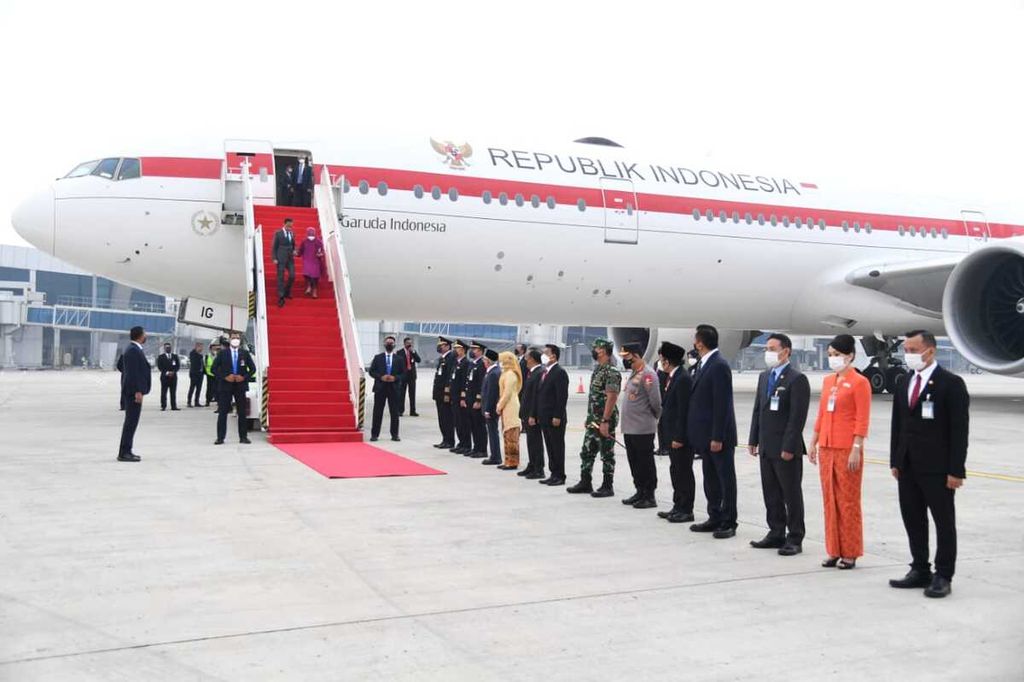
[255,205,362,445]
[276,442,446,479]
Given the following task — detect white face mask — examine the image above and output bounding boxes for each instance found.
[540,353,552,366]
[230,338,241,349]
[687,356,698,367]
[904,352,928,372]
[307,235,315,240]
[764,351,780,367]
[827,355,848,372]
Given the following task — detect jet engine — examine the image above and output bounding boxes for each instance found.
[609,327,761,363]
[942,241,1024,376]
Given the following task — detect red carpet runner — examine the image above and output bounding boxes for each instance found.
[255,205,362,444]
[276,442,445,479]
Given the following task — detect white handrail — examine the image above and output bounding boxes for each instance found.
[242,162,271,429]
[314,168,365,418]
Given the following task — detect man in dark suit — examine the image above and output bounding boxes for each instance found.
[889,330,969,599]
[432,336,456,449]
[292,157,313,208]
[656,366,671,455]
[212,331,256,444]
[514,343,528,396]
[537,344,569,486]
[368,335,403,442]
[118,326,151,461]
[481,349,502,465]
[464,341,488,458]
[278,164,295,206]
[187,342,205,408]
[656,341,696,524]
[271,218,297,307]
[687,324,739,539]
[156,342,180,411]
[519,349,546,479]
[397,337,422,417]
[748,333,811,555]
[449,340,472,454]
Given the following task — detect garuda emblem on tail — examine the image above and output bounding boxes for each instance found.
[430,138,473,170]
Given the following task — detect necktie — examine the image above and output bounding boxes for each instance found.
[766,369,778,398]
[541,368,548,382]
[909,374,922,410]
[406,351,411,371]
[232,350,238,374]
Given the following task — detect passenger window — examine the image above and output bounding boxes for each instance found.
[757,214,765,226]
[719,210,727,223]
[499,192,509,206]
[358,180,369,195]
[576,198,586,212]
[515,193,524,207]
[482,190,492,204]
[431,186,441,200]
[530,194,540,208]
[116,158,140,180]
[705,209,714,221]
[546,196,556,209]
[818,219,826,230]
[378,182,388,196]
[692,209,701,221]
[448,187,458,201]
[92,158,120,179]
[732,211,740,223]
[745,213,752,224]
[413,184,424,198]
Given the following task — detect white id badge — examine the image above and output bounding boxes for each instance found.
[770,395,780,412]
[921,400,934,420]
[827,395,837,413]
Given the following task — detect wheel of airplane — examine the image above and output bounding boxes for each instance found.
[885,365,909,395]
[861,366,885,395]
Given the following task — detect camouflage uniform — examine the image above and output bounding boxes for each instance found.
[579,361,622,476]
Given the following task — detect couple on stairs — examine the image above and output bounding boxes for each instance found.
[272,218,324,306]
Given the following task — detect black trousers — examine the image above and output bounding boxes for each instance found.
[436,396,454,443]
[216,384,248,441]
[470,408,487,453]
[119,397,142,454]
[700,446,738,528]
[455,403,472,448]
[486,416,502,461]
[668,445,696,513]
[759,454,805,543]
[371,387,401,439]
[276,258,295,299]
[401,372,416,413]
[899,460,957,579]
[525,422,545,473]
[625,433,657,494]
[541,421,566,478]
[204,376,217,406]
[187,374,204,405]
[160,374,178,409]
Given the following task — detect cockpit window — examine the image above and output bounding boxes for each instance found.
[92,158,120,179]
[65,160,100,178]
[117,158,141,180]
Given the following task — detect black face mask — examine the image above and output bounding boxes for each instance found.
[384,343,395,352]
[436,344,444,354]
[622,357,633,371]
[164,347,171,353]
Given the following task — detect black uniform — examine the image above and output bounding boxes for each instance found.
[660,366,695,515]
[187,349,205,407]
[369,351,403,440]
[156,351,180,410]
[451,355,472,451]
[466,357,487,455]
[433,350,456,446]
[212,345,256,442]
[519,365,545,476]
[397,347,421,415]
[118,342,151,458]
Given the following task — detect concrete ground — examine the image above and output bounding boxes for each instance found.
[0,368,1022,681]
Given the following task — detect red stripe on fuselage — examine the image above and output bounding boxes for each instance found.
[140,157,222,179]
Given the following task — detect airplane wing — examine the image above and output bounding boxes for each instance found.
[845,256,961,315]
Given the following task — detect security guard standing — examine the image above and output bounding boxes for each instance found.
[466,341,488,457]
[203,341,219,408]
[433,336,456,449]
[567,338,621,498]
[618,341,663,509]
[449,340,472,454]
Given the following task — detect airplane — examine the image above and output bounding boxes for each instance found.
[11,135,1024,394]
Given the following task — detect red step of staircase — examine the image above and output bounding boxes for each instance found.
[255,205,363,445]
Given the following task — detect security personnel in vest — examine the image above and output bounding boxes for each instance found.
[567,338,621,498]
[203,341,220,408]
[465,341,488,457]
[449,340,472,454]
[433,336,456,449]
[213,331,256,445]
[618,341,663,509]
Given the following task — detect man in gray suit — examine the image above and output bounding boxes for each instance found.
[271,218,297,307]
[747,333,811,556]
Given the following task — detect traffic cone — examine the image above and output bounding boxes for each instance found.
[577,377,585,394]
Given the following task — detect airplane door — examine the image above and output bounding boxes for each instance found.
[601,177,639,244]
[960,210,991,252]
[224,139,276,206]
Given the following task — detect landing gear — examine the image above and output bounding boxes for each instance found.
[859,335,909,395]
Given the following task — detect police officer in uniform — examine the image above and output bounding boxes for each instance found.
[618,341,663,509]
[567,338,621,498]
[465,341,488,458]
[449,340,472,454]
[433,336,456,449]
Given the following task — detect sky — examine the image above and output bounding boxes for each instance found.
[1,0,1022,246]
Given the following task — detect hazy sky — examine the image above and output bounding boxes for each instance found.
[2,0,1021,246]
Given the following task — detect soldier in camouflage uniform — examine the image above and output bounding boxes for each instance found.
[567,338,622,498]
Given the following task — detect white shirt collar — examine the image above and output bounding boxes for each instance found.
[546,361,558,370]
[132,341,143,350]
[700,348,719,368]
[909,362,939,399]
[669,366,678,377]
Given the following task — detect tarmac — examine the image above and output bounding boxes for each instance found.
[0,367,1022,681]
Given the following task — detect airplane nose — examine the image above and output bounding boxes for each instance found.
[12,186,55,254]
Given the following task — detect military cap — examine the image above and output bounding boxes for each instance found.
[658,341,685,363]
[591,337,614,351]
[485,349,499,362]
[619,341,643,356]
[438,336,452,345]
[453,339,467,349]
[470,340,486,350]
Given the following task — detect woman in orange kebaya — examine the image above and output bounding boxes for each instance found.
[809,334,872,570]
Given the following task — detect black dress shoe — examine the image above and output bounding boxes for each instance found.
[391,436,401,442]
[451,447,468,454]
[713,526,737,539]
[890,569,934,589]
[525,471,545,480]
[117,453,140,462]
[621,492,641,505]
[482,458,500,465]
[469,452,487,459]
[924,575,952,598]
[632,498,657,509]
[690,520,718,533]
[214,440,224,445]
[161,407,166,411]
[657,508,679,519]
[433,442,447,448]
[240,438,252,444]
[171,407,181,411]
[409,412,419,417]
[667,511,694,523]
[750,535,786,549]
[778,543,802,556]
[517,468,533,477]
[496,464,511,470]
[370,436,379,442]
[545,477,566,486]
